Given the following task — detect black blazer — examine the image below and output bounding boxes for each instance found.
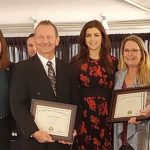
[10,55,79,139]
[3,62,14,116]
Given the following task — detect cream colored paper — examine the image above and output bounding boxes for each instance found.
[114,92,147,118]
[34,105,71,137]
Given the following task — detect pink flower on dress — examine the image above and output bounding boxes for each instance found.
[100,128,105,139]
[89,66,97,75]
[94,66,102,77]
[83,110,87,117]
[90,115,100,125]
[80,122,87,134]
[93,137,100,146]
[87,97,96,111]
[99,102,108,115]
[107,55,113,63]
[80,74,90,87]
[81,63,88,71]
[109,81,113,88]
[99,78,104,85]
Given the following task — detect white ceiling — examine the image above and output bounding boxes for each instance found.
[0,0,150,36]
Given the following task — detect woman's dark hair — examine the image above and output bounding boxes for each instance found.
[0,30,10,69]
[71,20,115,74]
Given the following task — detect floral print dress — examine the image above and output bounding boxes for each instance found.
[76,56,117,150]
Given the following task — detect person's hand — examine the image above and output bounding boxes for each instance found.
[58,140,72,145]
[73,129,77,137]
[32,131,55,143]
[140,104,150,117]
[58,130,77,145]
[128,117,141,125]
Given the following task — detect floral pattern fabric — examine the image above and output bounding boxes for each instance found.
[76,56,117,150]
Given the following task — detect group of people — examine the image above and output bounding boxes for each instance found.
[0,19,150,150]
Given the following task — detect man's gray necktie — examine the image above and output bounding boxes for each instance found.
[47,61,56,95]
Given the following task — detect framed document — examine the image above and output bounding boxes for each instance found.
[109,86,150,122]
[30,99,77,142]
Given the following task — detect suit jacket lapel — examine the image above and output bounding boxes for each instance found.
[32,55,48,82]
[32,55,56,99]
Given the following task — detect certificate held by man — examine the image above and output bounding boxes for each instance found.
[30,99,77,142]
[109,86,150,122]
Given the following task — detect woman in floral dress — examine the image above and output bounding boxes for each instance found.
[71,20,117,150]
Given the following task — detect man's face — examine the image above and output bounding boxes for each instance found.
[34,25,59,57]
[27,37,36,57]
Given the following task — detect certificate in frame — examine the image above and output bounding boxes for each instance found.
[109,86,150,122]
[30,99,77,142]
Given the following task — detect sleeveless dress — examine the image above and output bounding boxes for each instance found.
[76,56,117,150]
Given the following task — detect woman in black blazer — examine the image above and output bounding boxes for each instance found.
[0,29,13,150]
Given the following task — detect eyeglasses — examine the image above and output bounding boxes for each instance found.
[123,49,141,53]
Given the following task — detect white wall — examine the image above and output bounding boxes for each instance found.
[1,20,150,37]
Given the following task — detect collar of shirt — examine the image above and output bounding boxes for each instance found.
[37,52,56,75]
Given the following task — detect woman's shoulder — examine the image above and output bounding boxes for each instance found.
[9,62,14,70]
[115,70,122,75]
[106,55,118,73]
[4,62,14,72]
[114,70,126,90]
[107,55,118,62]
[70,55,79,64]
[115,70,126,76]
[70,55,82,69]
[106,55,118,68]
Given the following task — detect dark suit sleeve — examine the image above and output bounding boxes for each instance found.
[9,63,39,138]
[70,64,82,129]
[70,65,81,106]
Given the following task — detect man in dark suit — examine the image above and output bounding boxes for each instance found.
[10,20,79,150]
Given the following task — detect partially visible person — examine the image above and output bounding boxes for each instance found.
[71,20,118,149]
[10,20,79,150]
[114,35,150,150]
[0,29,13,150]
[26,33,36,57]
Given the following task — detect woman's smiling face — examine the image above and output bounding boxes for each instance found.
[85,27,102,52]
[123,40,142,68]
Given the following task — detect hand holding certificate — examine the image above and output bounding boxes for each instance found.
[30,99,77,142]
[109,86,150,122]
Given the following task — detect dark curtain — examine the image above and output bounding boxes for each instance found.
[56,36,80,62]
[109,33,150,58]
[7,33,150,150]
[6,33,150,63]
[6,37,28,63]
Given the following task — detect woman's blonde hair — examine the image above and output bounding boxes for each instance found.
[118,35,150,85]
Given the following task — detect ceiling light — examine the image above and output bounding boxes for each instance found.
[31,17,38,28]
[101,16,109,34]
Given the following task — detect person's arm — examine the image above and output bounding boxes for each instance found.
[70,64,82,130]
[70,64,81,107]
